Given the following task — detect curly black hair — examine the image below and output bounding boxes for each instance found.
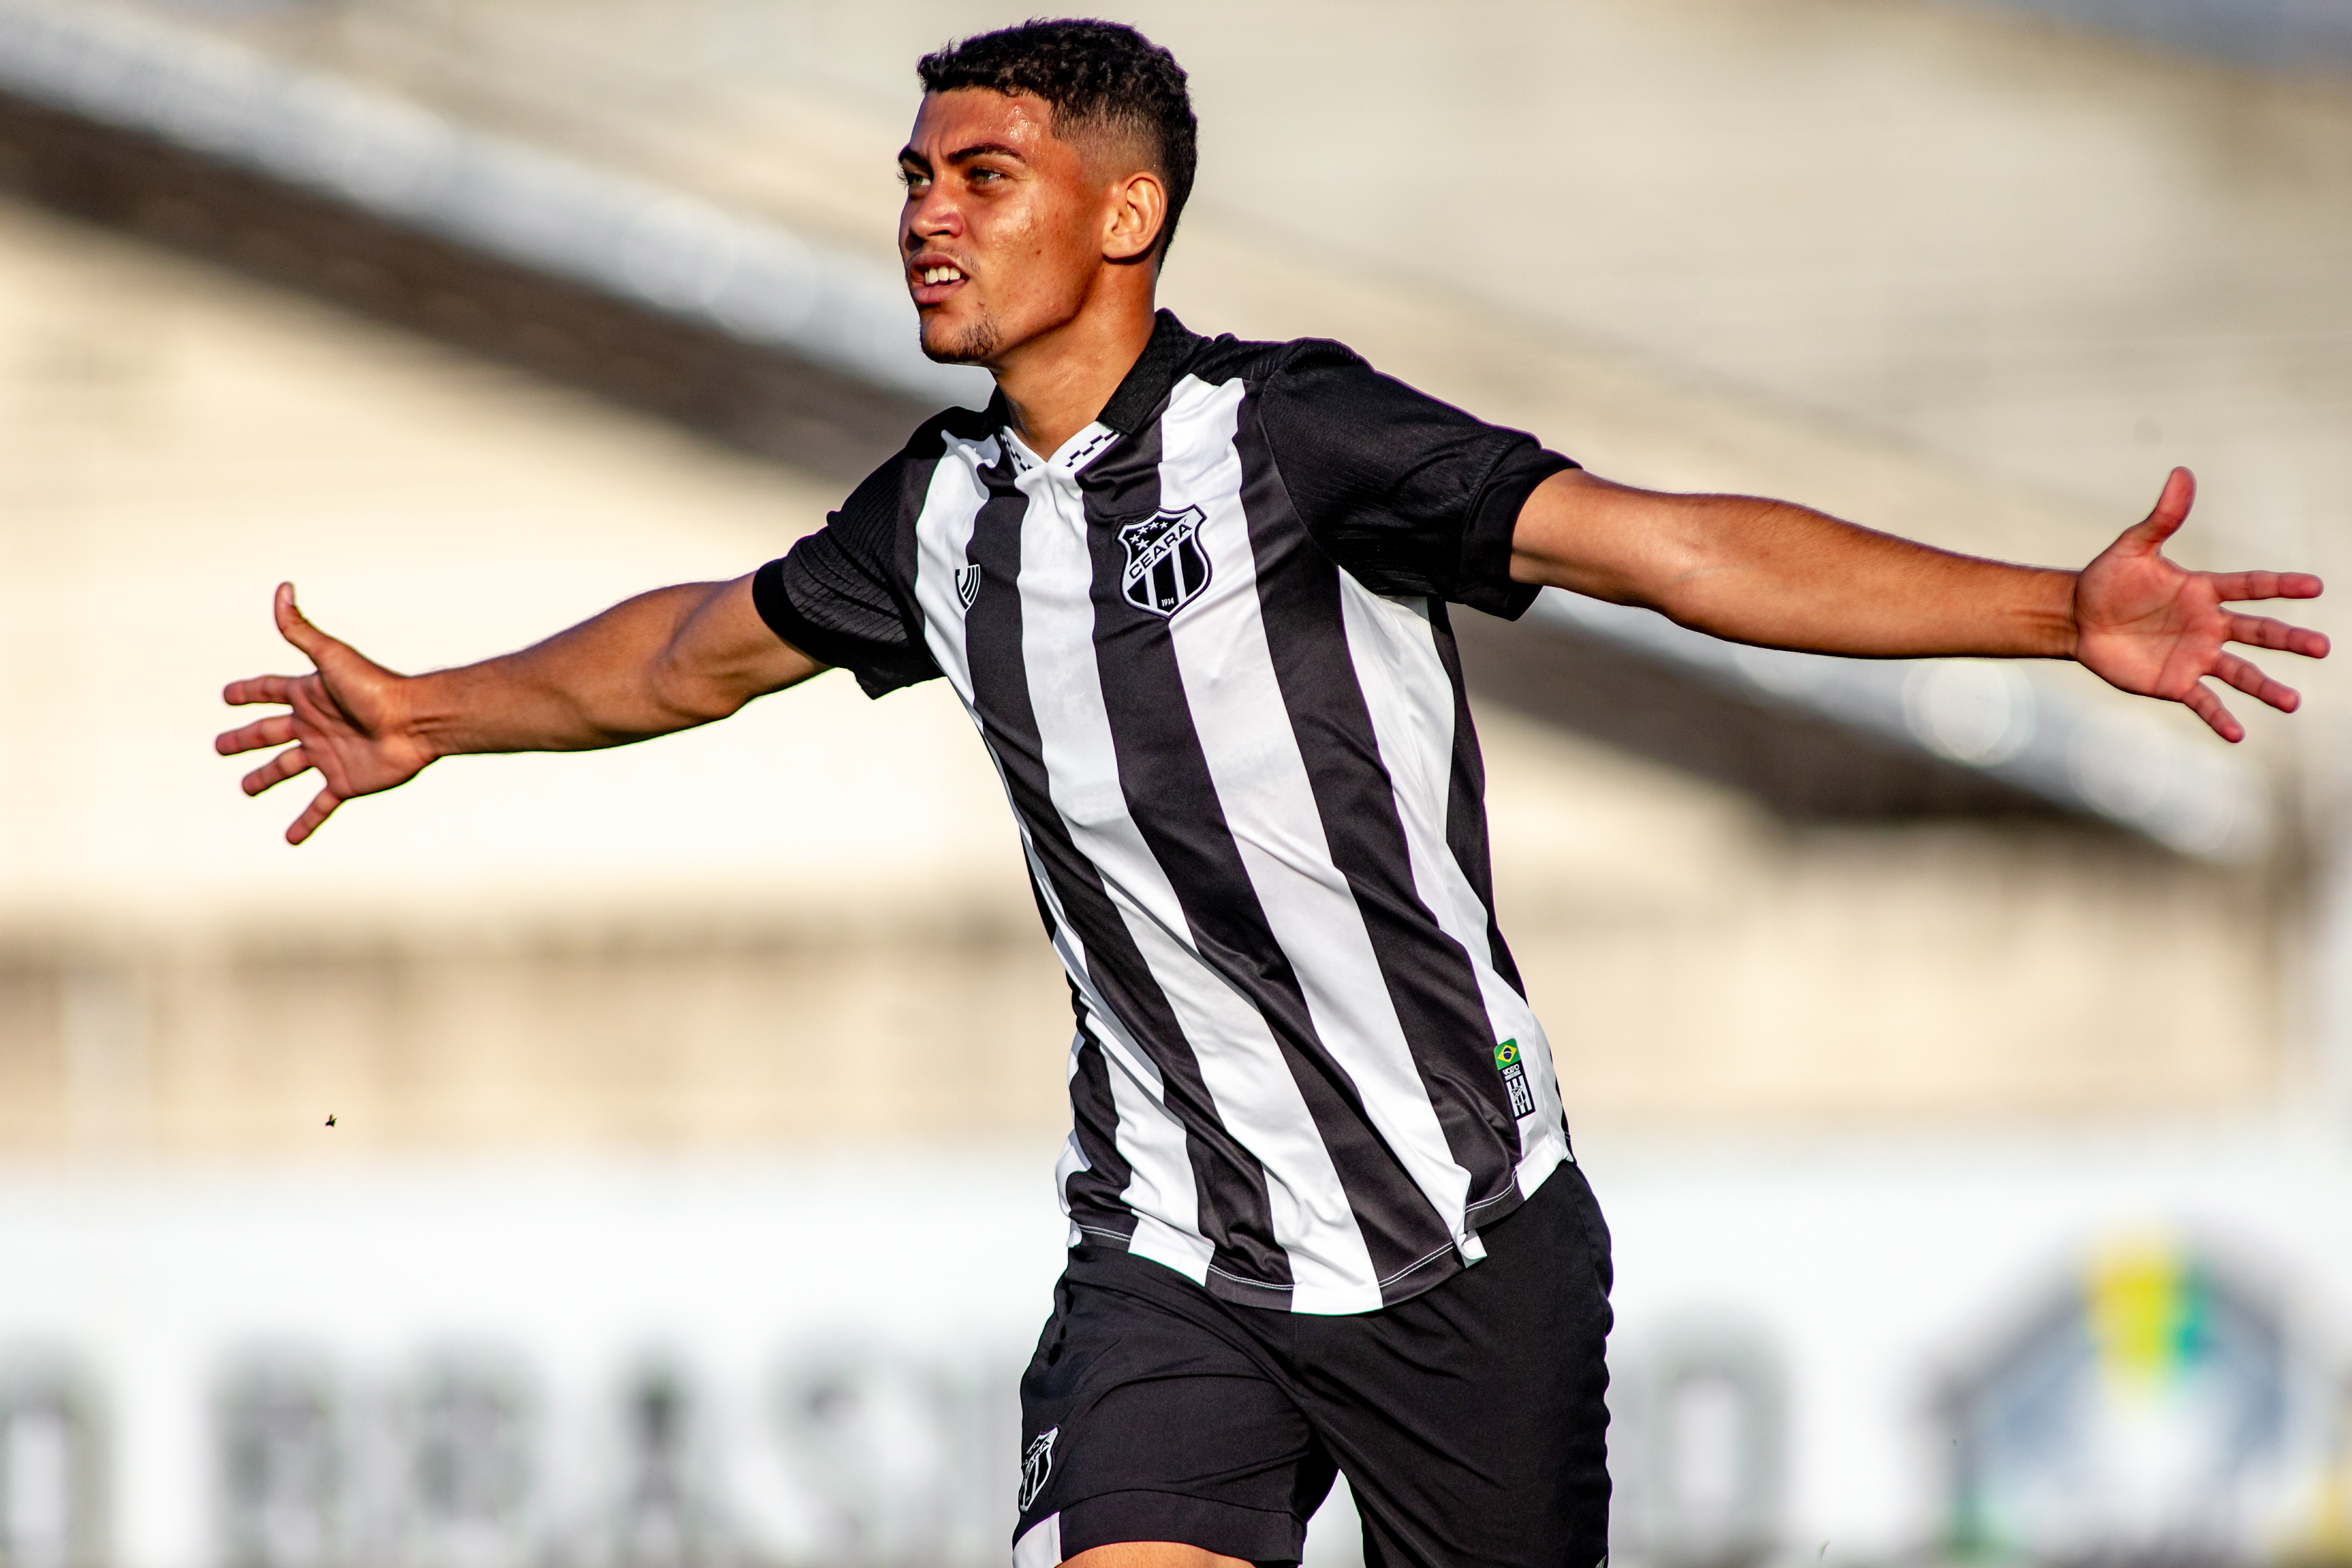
[916,19,1198,259]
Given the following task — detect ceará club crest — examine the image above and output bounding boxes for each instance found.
[1116,505,1211,618]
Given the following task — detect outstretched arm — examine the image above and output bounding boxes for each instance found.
[1509,464,2327,742]
[216,576,822,843]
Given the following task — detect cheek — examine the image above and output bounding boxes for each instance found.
[1004,202,1101,290]
[983,201,1048,256]
[967,207,1053,292]
[958,192,1099,310]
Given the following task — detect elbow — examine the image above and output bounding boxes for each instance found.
[642,656,747,733]
[1551,559,1717,623]
[1645,574,1713,630]
[660,686,747,731]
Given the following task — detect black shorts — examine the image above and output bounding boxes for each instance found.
[1012,1162,1613,1568]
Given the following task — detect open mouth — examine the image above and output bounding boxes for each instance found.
[909,258,968,305]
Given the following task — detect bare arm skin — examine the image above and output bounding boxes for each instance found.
[1511,464,2327,742]
[216,576,822,843]
[1061,1546,1242,1568]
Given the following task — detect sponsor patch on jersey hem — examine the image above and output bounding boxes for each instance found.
[1496,1037,1536,1119]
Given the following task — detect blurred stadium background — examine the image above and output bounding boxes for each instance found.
[1,1,2349,1564]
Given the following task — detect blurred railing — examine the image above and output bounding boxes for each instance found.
[0,0,2278,861]
[1524,590,2274,860]
[1952,0,2352,69]
[0,1,986,412]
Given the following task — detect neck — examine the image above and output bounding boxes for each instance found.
[990,285,1158,459]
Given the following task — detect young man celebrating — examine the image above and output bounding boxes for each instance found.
[218,21,2326,1568]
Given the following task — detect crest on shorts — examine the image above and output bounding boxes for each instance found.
[1019,1426,1058,1512]
[1116,506,1211,618]
[953,563,983,612]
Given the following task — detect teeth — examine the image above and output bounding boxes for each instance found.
[920,266,963,285]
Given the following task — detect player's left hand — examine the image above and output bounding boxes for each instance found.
[2073,467,2328,742]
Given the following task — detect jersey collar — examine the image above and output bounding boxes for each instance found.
[979,309,1202,462]
[1095,310,1205,436]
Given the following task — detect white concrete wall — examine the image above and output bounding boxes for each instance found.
[2,1137,2348,1567]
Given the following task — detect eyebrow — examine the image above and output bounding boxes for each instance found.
[897,141,1030,169]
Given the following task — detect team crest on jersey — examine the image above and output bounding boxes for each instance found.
[954,563,983,611]
[1019,1426,1058,1512]
[1116,505,1211,618]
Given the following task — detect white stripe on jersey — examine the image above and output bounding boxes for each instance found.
[1334,575,1569,1204]
[1158,376,1482,1279]
[913,431,1212,1279]
[1011,433,1369,1304]
[1012,1514,1060,1568]
[1052,1030,1090,1250]
[910,428,997,706]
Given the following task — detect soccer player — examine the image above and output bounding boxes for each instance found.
[216,21,2327,1568]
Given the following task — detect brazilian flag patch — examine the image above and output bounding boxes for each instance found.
[1495,1038,1535,1119]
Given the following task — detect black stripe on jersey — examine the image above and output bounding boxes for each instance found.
[956,469,1139,1245]
[1047,422,1296,1299]
[1063,1007,1137,1242]
[1230,387,1525,1229]
[1081,417,1450,1300]
[759,419,962,698]
[1027,888,1137,1231]
[1428,601,1527,997]
[958,449,1284,1279]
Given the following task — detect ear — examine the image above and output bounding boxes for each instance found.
[1102,168,1169,265]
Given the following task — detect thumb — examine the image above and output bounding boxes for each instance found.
[2118,466,2196,554]
[273,582,335,663]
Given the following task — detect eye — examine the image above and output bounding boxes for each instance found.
[898,168,928,192]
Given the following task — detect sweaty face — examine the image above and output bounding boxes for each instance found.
[898,89,1110,367]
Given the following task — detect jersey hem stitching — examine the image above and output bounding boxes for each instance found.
[1377,1237,1465,1289]
[1202,1261,1298,1297]
[1464,1185,1524,1221]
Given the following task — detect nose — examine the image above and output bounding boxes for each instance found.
[904,181,960,252]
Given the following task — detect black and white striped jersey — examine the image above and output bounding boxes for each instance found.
[755,312,1578,1315]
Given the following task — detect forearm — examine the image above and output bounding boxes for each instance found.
[1631,493,2077,658]
[407,580,774,758]
[1512,473,2080,660]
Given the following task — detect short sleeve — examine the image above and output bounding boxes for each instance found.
[753,454,941,699]
[1252,343,1576,620]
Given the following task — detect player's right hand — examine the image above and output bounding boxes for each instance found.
[216,583,436,844]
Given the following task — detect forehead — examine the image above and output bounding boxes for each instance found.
[905,88,1068,159]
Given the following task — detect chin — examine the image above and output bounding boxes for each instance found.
[920,310,1003,367]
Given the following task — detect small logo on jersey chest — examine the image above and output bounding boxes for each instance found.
[953,564,983,611]
[1018,1426,1058,1512]
[1495,1038,1535,1119]
[1115,505,1211,618]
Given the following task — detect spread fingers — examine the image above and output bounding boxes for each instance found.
[222,674,302,707]
[2226,613,2330,660]
[241,744,314,797]
[215,715,295,757]
[2182,681,2244,743]
[2209,570,2323,603]
[2213,652,2300,714]
[286,789,342,845]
